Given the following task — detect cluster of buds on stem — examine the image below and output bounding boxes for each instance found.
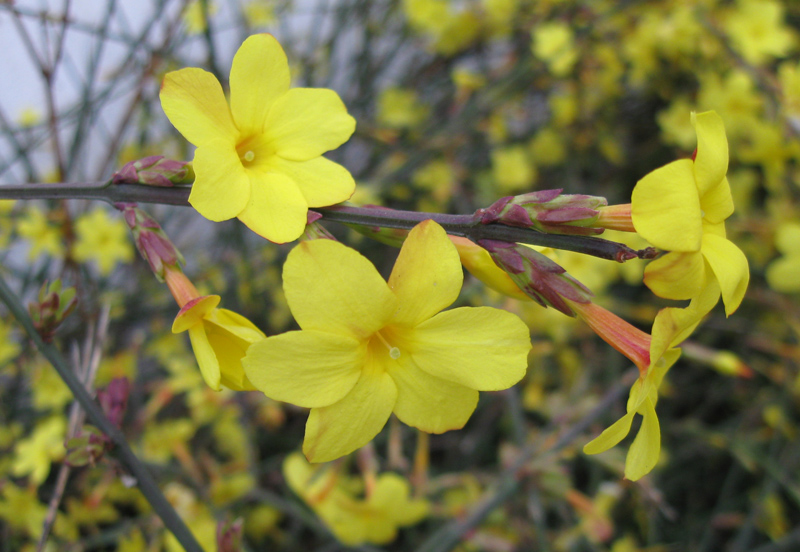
[479,240,594,316]
[116,203,184,282]
[65,377,131,467]
[111,156,194,187]
[28,280,77,342]
[476,189,608,235]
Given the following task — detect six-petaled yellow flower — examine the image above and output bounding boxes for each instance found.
[160,34,356,243]
[632,110,749,316]
[243,220,531,462]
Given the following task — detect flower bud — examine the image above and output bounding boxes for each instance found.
[216,518,244,552]
[28,280,77,342]
[117,203,184,281]
[111,156,194,187]
[479,240,593,316]
[477,189,608,235]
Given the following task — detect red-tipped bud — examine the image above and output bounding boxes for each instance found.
[96,377,131,429]
[479,240,593,316]
[476,189,608,235]
[111,156,194,187]
[116,204,184,281]
[28,280,77,342]
[216,518,244,552]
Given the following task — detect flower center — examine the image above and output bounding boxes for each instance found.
[375,330,401,359]
[236,134,274,168]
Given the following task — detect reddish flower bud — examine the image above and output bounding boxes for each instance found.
[28,280,77,342]
[111,156,194,187]
[116,204,184,281]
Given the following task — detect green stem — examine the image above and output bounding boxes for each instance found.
[0,275,204,552]
[0,182,654,261]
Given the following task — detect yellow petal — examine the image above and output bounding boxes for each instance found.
[243,330,363,408]
[265,88,356,161]
[389,221,462,327]
[409,307,530,390]
[450,236,531,301]
[160,67,237,146]
[266,156,355,208]
[229,34,290,135]
[624,398,660,481]
[188,323,221,390]
[369,474,429,525]
[205,321,255,391]
[210,308,266,342]
[303,368,397,462]
[583,410,636,454]
[632,159,702,252]
[283,239,397,341]
[700,176,734,224]
[643,251,706,301]
[693,111,728,198]
[702,234,749,315]
[237,171,307,243]
[766,255,800,293]
[388,354,478,433]
[172,295,221,333]
[190,141,250,221]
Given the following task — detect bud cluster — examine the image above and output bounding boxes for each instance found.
[476,189,608,235]
[480,240,594,316]
[117,203,184,281]
[28,280,78,342]
[111,156,194,187]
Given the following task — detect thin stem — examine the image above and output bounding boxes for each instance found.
[0,275,204,552]
[0,182,656,262]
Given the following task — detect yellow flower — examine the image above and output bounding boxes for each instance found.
[72,208,134,275]
[11,416,66,484]
[283,452,428,545]
[17,207,64,260]
[244,221,531,462]
[491,145,537,193]
[632,111,749,316]
[766,222,800,293]
[172,294,265,391]
[183,0,217,34]
[160,34,356,243]
[532,22,578,77]
[723,0,794,66]
[377,87,429,129]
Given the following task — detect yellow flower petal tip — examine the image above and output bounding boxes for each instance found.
[244,220,532,462]
[160,34,357,243]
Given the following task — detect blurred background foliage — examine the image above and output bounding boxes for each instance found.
[1,0,800,550]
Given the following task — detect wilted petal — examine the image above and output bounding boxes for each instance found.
[190,141,250,221]
[408,307,530,391]
[282,239,397,340]
[693,111,728,197]
[237,171,307,243]
[243,330,363,408]
[643,250,706,301]
[160,67,237,146]
[267,156,355,208]
[632,159,702,252]
[624,398,660,481]
[303,368,397,462]
[388,354,478,433]
[266,88,356,161]
[702,234,749,315]
[389,221,463,327]
[230,34,290,135]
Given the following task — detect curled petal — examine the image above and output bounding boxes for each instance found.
[583,410,636,455]
[188,324,221,391]
[693,111,729,198]
[624,398,660,481]
[702,234,749,316]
